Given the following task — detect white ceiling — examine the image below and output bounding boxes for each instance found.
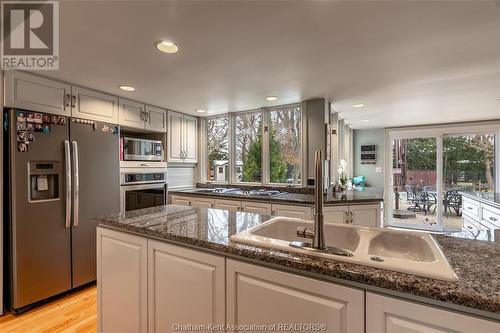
[38,0,500,129]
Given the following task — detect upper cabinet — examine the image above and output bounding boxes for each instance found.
[145,105,167,132]
[5,70,71,116]
[72,86,118,123]
[5,71,119,124]
[118,98,145,129]
[168,111,197,163]
[118,100,166,133]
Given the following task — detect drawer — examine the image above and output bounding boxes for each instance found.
[481,206,500,229]
[190,198,214,209]
[214,199,241,212]
[241,202,272,215]
[462,197,480,219]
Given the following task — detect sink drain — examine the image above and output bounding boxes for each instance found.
[370,256,384,262]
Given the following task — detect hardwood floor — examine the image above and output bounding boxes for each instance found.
[0,286,97,333]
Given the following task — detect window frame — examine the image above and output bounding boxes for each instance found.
[202,103,305,187]
[384,121,500,231]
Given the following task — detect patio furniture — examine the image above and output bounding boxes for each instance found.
[443,190,462,217]
[415,190,437,215]
[405,185,419,211]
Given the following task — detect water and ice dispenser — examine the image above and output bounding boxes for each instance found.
[28,162,60,202]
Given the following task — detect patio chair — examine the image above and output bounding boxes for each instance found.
[416,190,437,215]
[443,190,462,217]
[405,185,419,211]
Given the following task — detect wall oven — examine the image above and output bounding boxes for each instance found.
[120,168,167,215]
[122,137,164,161]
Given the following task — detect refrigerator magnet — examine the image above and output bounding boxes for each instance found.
[27,132,35,142]
[35,123,43,132]
[26,123,34,131]
[34,113,43,123]
[17,112,26,122]
[51,115,58,124]
[42,114,51,123]
[17,131,27,142]
[42,124,50,134]
[57,116,66,125]
[18,142,28,152]
[17,122,26,131]
[26,112,35,122]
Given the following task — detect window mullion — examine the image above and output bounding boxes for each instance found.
[262,108,269,185]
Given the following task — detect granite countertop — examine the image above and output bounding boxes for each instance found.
[461,191,500,210]
[96,205,500,320]
[169,187,384,206]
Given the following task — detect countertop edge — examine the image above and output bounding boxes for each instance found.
[98,222,500,322]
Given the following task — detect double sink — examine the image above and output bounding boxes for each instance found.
[231,217,458,281]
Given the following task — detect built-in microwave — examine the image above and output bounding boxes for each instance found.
[122,137,164,161]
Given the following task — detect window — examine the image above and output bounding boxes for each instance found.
[235,111,262,182]
[207,116,229,182]
[268,104,302,184]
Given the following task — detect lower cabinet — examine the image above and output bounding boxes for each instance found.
[97,227,148,333]
[214,199,241,212]
[272,204,313,219]
[366,292,500,333]
[148,240,225,332]
[324,203,381,227]
[170,195,190,206]
[227,259,365,333]
[190,197,214,209]
[241,201,272,215]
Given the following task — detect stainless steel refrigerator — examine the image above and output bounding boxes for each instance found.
[5,109,120,311]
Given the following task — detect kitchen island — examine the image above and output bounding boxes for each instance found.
[96,205,500,333]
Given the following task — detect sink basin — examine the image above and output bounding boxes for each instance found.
[231,217,458,281]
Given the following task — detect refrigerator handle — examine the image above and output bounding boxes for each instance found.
[64,140,72,228]
[72,141,80,227]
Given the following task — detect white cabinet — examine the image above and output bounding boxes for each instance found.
[324,204,381,227]
[170,195,191,206]
[119,98,146,129]
[72,86,118,123]
[227,259,364,333]
[214,199,241,212]
[350,204,381,227]
[461,196,500,232]
[5,71,71,116]
[241,201,272,215]
[145,105,167,133]
[168,111,198,163]
[366,292,500,333]
[272,204,313,219]
[191,197,214,209]
[148,240,225,333]
[97,227,148,333]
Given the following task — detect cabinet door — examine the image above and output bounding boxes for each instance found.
[145,105,166,133]
[168,112,184,162]
[191,197,214,209]
[350,204,381,227]
[366,292,500,333]
[119,99,145,129]
[72,86,119,123]
[214,199,241,212]
[241,201,272,215]
[97,227,147,333]
[5,71,71,116]
[272,204,313,219]
[183,115,198,163]
[170,195,191,206]
[227,259,364,333]
[148,240,225,333]
[324,205,348,224]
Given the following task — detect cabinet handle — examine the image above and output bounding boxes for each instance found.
[144,111,149,122]
[489,216,498,222]
[467,206,473,210]
[71,95,77,108]
[65,94,71,107]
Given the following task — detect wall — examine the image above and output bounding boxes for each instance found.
[353,128,385,188]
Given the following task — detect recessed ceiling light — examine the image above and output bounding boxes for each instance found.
[362,119,370,122]
[265,96,278,102]
[353,103,365,108]
[195,109,206,114]
[155,40,179,54]
[497,97,500,101]
[119,85,135,92]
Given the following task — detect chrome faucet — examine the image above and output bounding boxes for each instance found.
[292,149,353,256]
